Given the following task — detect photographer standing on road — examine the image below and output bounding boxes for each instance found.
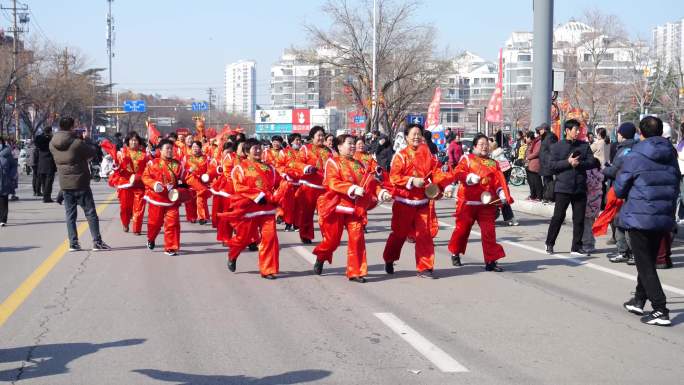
[49,117,110,252]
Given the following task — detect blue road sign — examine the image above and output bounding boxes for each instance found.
[192,102,208,111]
[123,100,146,113]
[354,115,366,124]
[406,114,425,126]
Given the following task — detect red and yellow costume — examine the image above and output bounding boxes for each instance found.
[353,150,378,229]
[183,153,211,223]
[314,156,387,278]
[382,143,446,272]
[210,152,237,242]
[275,147,302,227]
[109,146,149,233]
[294,144,332,241]
[447,153,513,263]
[142,157,185,251]
[224,159,281,276]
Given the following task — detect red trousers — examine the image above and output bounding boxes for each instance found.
[314,212,367,278]
[118,188,146,233]
[147,204,181,251]
[280,183,299,225]
[185,190,209,222]
[448,204,505,263]
[296,185,324,241]
[211,195,224,228]
[382,202,435,272]
[228,215,279,276]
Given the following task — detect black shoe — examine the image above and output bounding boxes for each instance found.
[570,248,590,256]
[485,261,504,272]
[626,255,636,265]
[123,226,129,233]
[147,240,155,250]
[313,260,324,275]
[261,274,277,280]
[451,254,463,267]
[199,219,207,225]
[301,238,312,245]
[349,276,366,283]
[293,226,300,231]
[55,195,63,205]
[43,199,54,203]
[545,245,554,254]
[92,241,111,251]
[363,226,368,234]
[417,270,437,279]
[623,298,646,316]
[385,262,394,274]
[248,242,258,251]
[284,224,293,232]
[276,216,283,224]
[69,242,82,252]
[640,310,671,326]
[227,259,237,272]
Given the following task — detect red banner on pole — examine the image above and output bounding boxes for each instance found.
[485,48,504,124]
[426,87,442,128]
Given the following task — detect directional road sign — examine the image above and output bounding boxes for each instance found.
[123,100,146,113]
[192,102,208,112]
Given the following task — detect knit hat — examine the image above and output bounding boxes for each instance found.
[617,122,636,139]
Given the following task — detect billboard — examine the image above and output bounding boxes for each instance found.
[255,123,293,134]
[292,109,310,133]
[256,109,292,124]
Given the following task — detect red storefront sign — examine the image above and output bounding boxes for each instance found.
[292,109,310,133]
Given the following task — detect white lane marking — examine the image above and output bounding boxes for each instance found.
[293,246,317,264]
[436,218,684,297]
[374,312,469,373]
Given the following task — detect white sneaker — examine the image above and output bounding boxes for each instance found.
[678,219,684,225]
[0,222,5,227]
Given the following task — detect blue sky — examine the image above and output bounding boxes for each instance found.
[4,0,681,105]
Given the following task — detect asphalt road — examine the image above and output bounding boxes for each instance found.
[1,174,684,384]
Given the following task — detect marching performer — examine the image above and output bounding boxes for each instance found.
[111,132,149,234]
[294,126,332,243]
[277,133,303,232]
[313,134,391,282]
[353,137,379,232]
[209,141,236,230]
[224,138,281,279]
[447,134,513,272]
[183,141,211,224]
[142,139,186,256]
[382,124,447,278]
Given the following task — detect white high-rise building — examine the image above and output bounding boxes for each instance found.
[225,60,256,118]
[270,50,321,110]
[652,18,684,70]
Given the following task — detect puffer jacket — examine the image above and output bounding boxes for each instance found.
[614,136,681,231]
[49,131,97,190]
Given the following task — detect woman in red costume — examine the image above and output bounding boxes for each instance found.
[109,132,149,234]
[183,141,211,224]
[142,139,186,256]
[382,124,447,279]
[447,134,513,272]
[294,126,332,244]
[276,133,303,232]
[313,134,392,283]
[225,138,281,279]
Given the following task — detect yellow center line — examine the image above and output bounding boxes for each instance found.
[0,192,116,328]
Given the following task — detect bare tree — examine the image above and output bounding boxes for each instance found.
[305,0,449,138]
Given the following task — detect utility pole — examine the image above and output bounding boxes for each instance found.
[207,88,215,127]
[530,0,553,130]
[2,0,28,139]
[106,0,116,132]
[371,0,377,134]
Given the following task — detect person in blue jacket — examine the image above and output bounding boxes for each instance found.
[616,116,680,326]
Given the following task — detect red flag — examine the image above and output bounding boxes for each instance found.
[147,122,161,145]
[100,139,117,160]
[486,49,504,124]
[426,87,442,128]
[592,187,624,236]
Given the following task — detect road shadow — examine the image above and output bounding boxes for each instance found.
[0,246,39,253]
[132,368,332,385]
[0,338,145,382]
[504,256,593,273]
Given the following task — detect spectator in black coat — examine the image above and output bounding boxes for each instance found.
[34,126,57,203]
[544,119,598,255]
[375,135,393,172]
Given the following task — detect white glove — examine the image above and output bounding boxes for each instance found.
[465,173,481,186]
[353,186,365,197]
[153,182,164,193]
[412,178,425,188]
[166,183,174,192]
[379,190,392,202]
